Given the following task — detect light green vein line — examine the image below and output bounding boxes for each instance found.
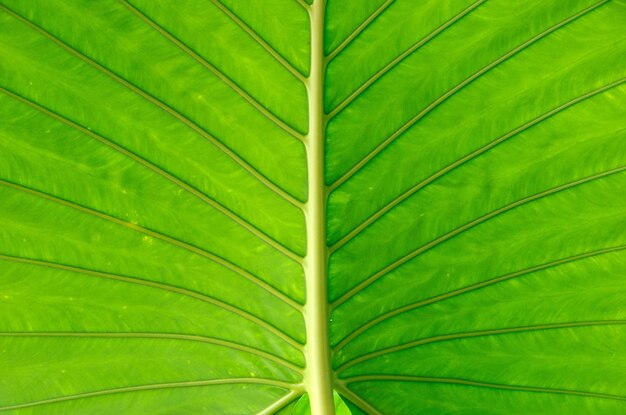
[328,0,609,191]
[206,0,307,81]
[120,0,306,140]
[0,178,302,312]
[342,375,626,402]
[294,0,311,12]
[334,384,383,415]
[0,332,303,373]
[326,0,487,119]
[330,77,624,255]
[0,378,297,412]
[331,143,626,308]
[332,244,626,355]
[0,5,304,209]
[0,253,304,351]
[326,0,396,61]
[258,390,303,415]
[329,71,626,253]
[337,320,626,373]
[0,87,303,265]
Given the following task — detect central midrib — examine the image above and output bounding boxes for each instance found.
[303,0,335,414]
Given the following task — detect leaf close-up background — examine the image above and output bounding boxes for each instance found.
[1,0,626,414]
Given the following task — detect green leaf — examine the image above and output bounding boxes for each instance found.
[1,0,625,414]
[290,392,352,415]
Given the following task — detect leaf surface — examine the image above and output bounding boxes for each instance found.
[290,391,351,415]
[1,0,625,414]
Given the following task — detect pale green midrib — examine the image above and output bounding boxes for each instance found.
[0,253,304,351]
[325,0,395,61]
[0,378,296,412]
[302,1,336,414]
[327,0,608,192]
[0,87,303,265]
[205,0,307,81]
[340,375,626,402]
[0,331,303,373]
[119,0,306,140]
[337,320,626,374]
[0,175,302,312]
[333,244,626,356]
[0,4,305,210]
[330,78,626,308]
[326,0,487,120]
[4,1,620,414]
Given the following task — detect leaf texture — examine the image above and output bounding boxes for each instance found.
[1,0,625,414]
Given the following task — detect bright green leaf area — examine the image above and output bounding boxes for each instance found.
[290,391,351,415]
[1,0,626,414]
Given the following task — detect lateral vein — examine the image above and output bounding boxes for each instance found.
[257,390,303,415]
[337,320,626,372]
[333,244,626,355]
[0,331,303,373]
[207,0,307,82]
[120,0,306,141]
[326,0,486,119]
[328,0,609,191]
[0,253,303,350]
[0,378,297,412]
[333,384,383,415]
[294,0,311,12]
[332,153,626,308]
[342,375,626,402]
[0,4,304,209]
[0,87,304,266]
[0,177,302,312]
[326,0,395,61]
